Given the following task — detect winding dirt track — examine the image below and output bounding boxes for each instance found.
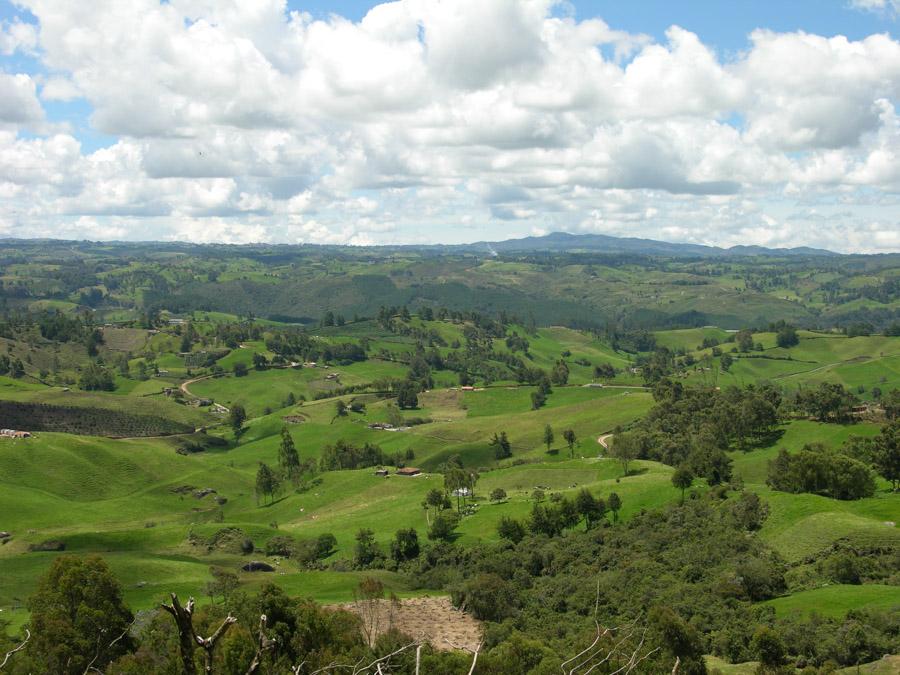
[179,375,213,398]
[597,434,613,450]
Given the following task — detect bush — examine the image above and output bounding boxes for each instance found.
[264,535,296,557]
[452,573,517,621]
[28,539,66,552]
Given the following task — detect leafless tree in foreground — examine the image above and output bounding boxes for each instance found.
[291,638,483,675]
[0,629,30,670]
[161,593,237,675]
[245,615,277,675]
[444,639,482,675]
[560,581,675,675]
[560,619,678,675]
[292,640,421,675]
[82,620,134,674]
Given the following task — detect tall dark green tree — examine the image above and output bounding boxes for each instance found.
[278,426,301,481]
[27,556,134,675]
[609,433,639,476]
[229,403,247,438]
[575,488,606,530]
[608,492,622,522]
[543,424,554,452]
[255,462,279,504]
[874,421,900,491]
[490,431,512,460]
[671,465,694,504]
[563,428,577,458]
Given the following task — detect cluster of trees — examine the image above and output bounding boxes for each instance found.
[496,489,622,544]
[609,381,781,484]
[766,419,899,499]
[319,440,392,472]
[78,363,116,391]
[793,382,859,423]
[767,443,877,500]
[0,354,25,378]
[408,493,896,672]
[254,427,318,504]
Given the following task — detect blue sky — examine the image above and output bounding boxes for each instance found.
[0,1,899,251]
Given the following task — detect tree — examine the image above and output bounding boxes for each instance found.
[252,352,268,370]
[609,432,639,476]
[27,555,134,675]
[278,426,301,482]
[396,381,419,409]
[205,566,239,603]
[497,516,525,543]
[255,462,279,504]
[490,487,507,502]
[776,325,799,348]
[316,533,337,558]
[873,421,900,491]
[390,528,420,562]
[575,488,605,530]
[428,512,459,541]
[720,352,733,372]
[229,403,247,438]
[550,359,569,385]
[334,399,348,418]
[751,626,787,672]
[608,492,622,522]
[594,362,616,380]
[530,389,546,410]
[671,465,694,504]
[354,528,380,567]
[421,488,446,524]
[233,361,248,377]
[79,363,115,391]
[563,429,577,458]
[883,388,900,420]
[543,424,554,452]
[736,329,754,353]
[490,431,512,460]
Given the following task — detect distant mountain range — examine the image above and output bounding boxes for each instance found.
[0,232,842,257]
[445,231,838,257]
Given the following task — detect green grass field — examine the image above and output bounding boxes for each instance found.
[0,320,898,643]
[763,585,900,618]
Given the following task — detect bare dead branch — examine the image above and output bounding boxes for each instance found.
[301,641,420,675]
[672,656,681,674]
[82,620,134,675]
[560,621,608,674]
[197,614,237,674]
[245,615,277,675]
[444,638,482,675]
[162,593,236,675]
[162,594,199,675]
[0,629,30,670]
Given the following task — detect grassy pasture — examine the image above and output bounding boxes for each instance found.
[1,319,898,640]
[0,382,656,621]
[763,585,900,618]
[188,360,409,417]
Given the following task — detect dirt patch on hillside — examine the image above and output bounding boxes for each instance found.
[417,389,467,421]
[333,596,481,652]
[101,327,149,352]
